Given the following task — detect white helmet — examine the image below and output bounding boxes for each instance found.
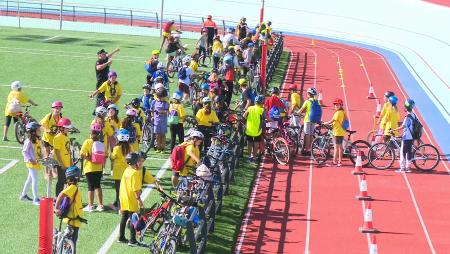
[307,87,318,96]
[172,92,182,100]
[157,62,165,70]
[172,33,181,38]
[11,81,22,91]
[190,130,204,140]
[202,97,212,104]
[95,106,108,117]
[154,83,165,91]
[182,56,192,64]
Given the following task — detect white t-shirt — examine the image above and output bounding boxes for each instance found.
[223,33,240,48]
[178,67,193,85]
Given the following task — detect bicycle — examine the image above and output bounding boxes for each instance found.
[52,218,75,254]
[197,46,212,67]
[368,135,440,171]
[264,122,290,165]
[68,128,82,168]
[141,110,155,155]
[167,49,187,78]
[311,124,371,166]
[14,104,36,144]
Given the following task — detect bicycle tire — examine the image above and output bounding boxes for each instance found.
[273,137,290,165]
[141,122,155,154]
[167,61,176,78]
[287,128,300,155]
[60,237,75,254]
[14,121,25,144]
[70,141,82,168]
[311,136,332,165]
[348,140,371,167]
[368,143,395,170]
[366,129,377,143]
[199,55,211,67]
[162,238,177,254]
[413,144,440,171]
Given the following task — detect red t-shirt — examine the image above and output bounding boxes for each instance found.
[264,96,287,113]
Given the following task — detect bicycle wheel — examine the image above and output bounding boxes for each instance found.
[167,61,176,78]
[14,121,25,144]
[311,136,332,165]
[348,140,371,167]
[366,129,377,143]
[368,143,395,170]
[141,122,154,154]
[413,144,440,171]
[60,238,75,254]
[70,141,82,167]
[162,238,177,254]
[273,137,290,165]
[200,55,211,67]
[184,116,197,129]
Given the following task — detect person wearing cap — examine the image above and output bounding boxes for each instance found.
[90,71,123,107]
[212,35,223,69]
[145,50,161,84]
[40,101,63,154]
[3,81,38,141]
[202,15,218,54]
[223,27,240,49]
[169,92,186,150]
[20,122,43,205]
[160,19,181,51]
[235,79,254,112]
[52,117,73,197]
[236,17,249,40]
[323,99,347,166]
[96,48,120,106]
[196,97,219,153]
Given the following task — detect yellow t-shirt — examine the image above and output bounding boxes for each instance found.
[40,113,61,145]
[52,133,71,168]
[379,102,391,129]
[106,117,121,132]
[212,41,223,55]
[179,142,200,177]
[80,138,103,174]
[300,99,313,123]
[97,81,123,103]
[196,108,219,127]
[332,110,346,137]
[290,92,301,109]
[384,107,400,136]
[110,145,134,180]
[139,167,157,185]
[119,167,141,212]
[169,103,186,123]
[25,140,42,170]
[4,91,29,116]
[245,105,264,137]
[61,184,84,228]
[189,61,199,73]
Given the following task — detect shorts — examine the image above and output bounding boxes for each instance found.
[167,51,177,57]
[246,134,262,142]
[304,122,316,135]
[334,136,344,145]
[178,82,189,94]
[4,115,19,127]
[162,31,171,38]
[85,171,102,191]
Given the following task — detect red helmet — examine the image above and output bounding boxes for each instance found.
[57,118,72,128]
[51,101,63,108]
[288,84,297,90]
[333,98,344,105]
[90,123,102,133]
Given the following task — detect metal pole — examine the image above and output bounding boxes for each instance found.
[159,0,164,37]
[130,10,133,26]
[17,0,20,28]
[59,0,63,30]
[179,14,181,31]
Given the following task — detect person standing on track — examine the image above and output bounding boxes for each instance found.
[244,95,265,162]
[382,95,400,142]
[202,15,218,54]
[323,99,347,167]
[289,84,302,127]
[298,87,321,156]
[95,48,120,107]
[375,91,395,143]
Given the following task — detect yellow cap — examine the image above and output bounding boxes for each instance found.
[238,78,247,86]
[152,49,161,55]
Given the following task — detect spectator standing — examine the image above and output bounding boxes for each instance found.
[202,15,218,54]
[95,48,120,107]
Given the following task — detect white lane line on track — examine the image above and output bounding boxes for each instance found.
[0,145,22,149]
[0,84,140,96]
[0,159,19,174]
[97,158,170,254]
[43,35,60,41]
[304,160,313,254]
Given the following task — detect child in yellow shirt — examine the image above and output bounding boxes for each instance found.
[324,99,347,166]
[383,96,400,141]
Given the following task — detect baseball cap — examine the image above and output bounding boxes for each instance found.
[97,49,107,55]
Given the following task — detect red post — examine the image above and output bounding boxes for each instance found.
[260,7,264,24]
[38,197,54,254]
[260,44,267,95]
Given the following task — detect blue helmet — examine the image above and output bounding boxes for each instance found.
[389,95,398,105]
[247,42,254,47]
[65,165,81,179]
[200,83,210,90]
[405,98,415,110]
[255,95,265,104]
[25,122,40,132]
[117,128,130,142]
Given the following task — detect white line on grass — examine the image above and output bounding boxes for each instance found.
[0,145,22,149]
[0,84,140,96]
[97,158,170,254]
[0,159,19,174]
[43,35,60,41]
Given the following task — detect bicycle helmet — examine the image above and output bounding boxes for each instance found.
[157,62,165,70]
[228,45,235,51]
[200,83,210,90]
[267,21,272,26]
[65,165,81,179]
[142,84,152,90]
[51,101,63,108]
[389,95,398,105]
[255,95,265,104]
[11,81,22,91]
[156,87,168,98]
[57,118,72,129]
[152,49,160,55]
[108,71,117,78]
[107,104,119,112]
[182,56,192,64]
[404,98,415,110]
[173,33,180,39]
[202,97,212,104]
[25,122,40,132]
[384,91,395,98]
[238,78,247,86]
[307,87,318,96]
[247,42,254,47]
[138,151,147,160]
[172,92,182,101]
[270,87,280,94]
[95,106,108,117]
[333,98,343,105]
[130,98,141,108]
[190,130,204,140]
[90,123,102,133]
[169,19,175,23]
[126,108,137,116]
[227,27,234,33]
[288,84,297,90]
[214,94,225,104]
[117,128,130,142]
[126,152,140,165]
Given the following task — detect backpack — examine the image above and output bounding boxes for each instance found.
[309,99,322,123]
[91,141,106,164]
[248,89,256,104]
[8,99,21,113]
[171,143,190,172]
[59,187,78,218]
[178,66,187,80]
[167,106,180,125]
[341,112,350,130]
[408,114,423,140]
[223,55,234,69]
[269,106,281,121]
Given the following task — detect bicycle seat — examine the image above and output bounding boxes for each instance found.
[346,130,357,135]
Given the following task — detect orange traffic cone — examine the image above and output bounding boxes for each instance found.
[359,202,378,233]
[369,235,378,254]
[356,174,373,200]
[352,151,365,175]
[367,85,376,99]
[318,90,325,107]
[375,99,381,118]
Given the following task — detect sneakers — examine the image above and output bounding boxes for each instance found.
[96,205,104,212]
[32,198,40,206]
[2,136,8,141]
[19,194,33,201]
[117,237,128,244]
[128,241,144,247]
[83,205,95,212]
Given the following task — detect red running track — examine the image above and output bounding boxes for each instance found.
[423,0,450,8]
[236,35,450,253]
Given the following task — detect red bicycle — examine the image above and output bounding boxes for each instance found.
[15,105,36,144]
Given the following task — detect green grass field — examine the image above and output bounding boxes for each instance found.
[0,26,288,253]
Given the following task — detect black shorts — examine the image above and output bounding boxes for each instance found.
[246,134,262,142]
[334,136,344,145]
[85,171,102,191]
[4,116,19,127]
